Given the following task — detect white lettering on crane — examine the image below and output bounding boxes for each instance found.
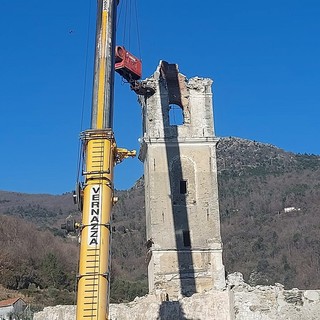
[88,186,102,246]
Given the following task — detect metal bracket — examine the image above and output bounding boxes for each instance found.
[80,223,111,230]
[76,272,110,280]
[115,147,136,164]
[130,80,155,96]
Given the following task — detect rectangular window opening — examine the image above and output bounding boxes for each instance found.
[183,230,191,247]
[180,180,187,194]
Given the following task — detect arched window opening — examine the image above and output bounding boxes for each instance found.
[169,104,184,126]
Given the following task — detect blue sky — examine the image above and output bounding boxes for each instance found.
[0,0,320,194]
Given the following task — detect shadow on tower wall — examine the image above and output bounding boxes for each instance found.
[159,61,196,299]
[157,300,190,320]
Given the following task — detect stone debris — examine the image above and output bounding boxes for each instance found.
[230,273,320,320]
[34,290,231,320]
[34,273,320,320]
[34,305,75,320]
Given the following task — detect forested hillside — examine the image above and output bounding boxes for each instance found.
[217,138,320,289]
[1,137,320,309]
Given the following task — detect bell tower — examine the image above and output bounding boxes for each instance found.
[139,61,225,298]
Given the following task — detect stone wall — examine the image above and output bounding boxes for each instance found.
[34,290,232,320]
[230,273,320,320]
[34,305,76,320]
[34,274,320,320]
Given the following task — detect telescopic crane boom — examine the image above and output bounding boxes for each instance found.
[74,1,135,319]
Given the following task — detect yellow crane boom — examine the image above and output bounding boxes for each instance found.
[75,1,135,319]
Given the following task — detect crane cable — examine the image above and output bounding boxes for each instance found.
[75,0,94,187]
[72,0,94,308]
[134,0,142,60]
[76,0,143,190]
[72,0,141,309]
[117,0,142,70]
[75,0,143,186]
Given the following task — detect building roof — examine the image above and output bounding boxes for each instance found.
[0,297,24,308]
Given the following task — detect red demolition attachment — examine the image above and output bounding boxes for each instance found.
[115,46,142,82]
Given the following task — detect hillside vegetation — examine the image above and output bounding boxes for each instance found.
[217,138,320,288]
[1,137,320,309]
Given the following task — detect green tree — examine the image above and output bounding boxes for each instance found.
[40,253,67,289]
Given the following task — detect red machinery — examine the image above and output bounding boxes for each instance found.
[115,46,142,82]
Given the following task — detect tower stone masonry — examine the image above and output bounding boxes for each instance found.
[138,61,226,299]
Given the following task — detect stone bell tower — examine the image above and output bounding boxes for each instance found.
[138,61,225,299]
